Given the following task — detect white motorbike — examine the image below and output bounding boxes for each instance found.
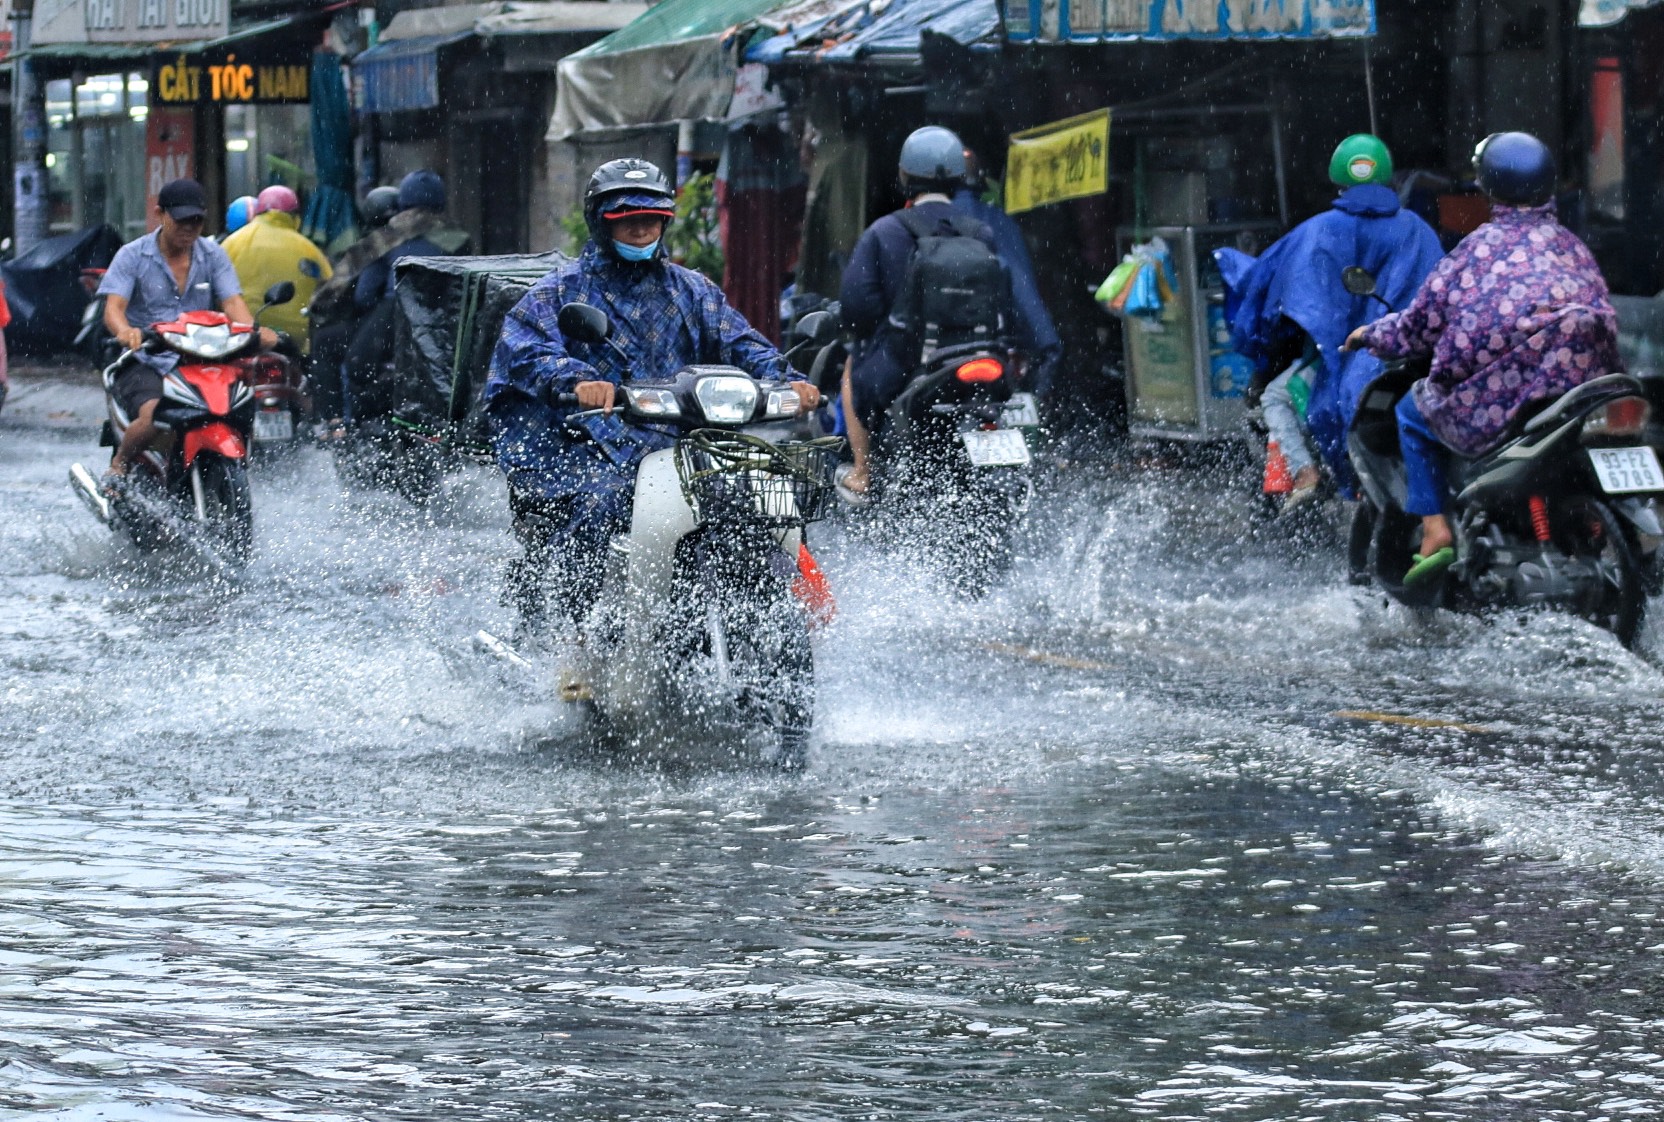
[486,304,841,768]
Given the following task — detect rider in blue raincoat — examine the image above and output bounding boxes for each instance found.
[485,158,819,637]
[1218,135,1443,499]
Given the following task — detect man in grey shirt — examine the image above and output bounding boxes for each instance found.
[98,178,273,482]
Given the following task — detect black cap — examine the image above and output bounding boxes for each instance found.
[157,178,207,220]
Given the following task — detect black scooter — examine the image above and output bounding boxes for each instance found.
[1345,273,1664,647]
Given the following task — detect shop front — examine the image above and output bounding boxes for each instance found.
[352,1,645,256]
[18,1,338,243]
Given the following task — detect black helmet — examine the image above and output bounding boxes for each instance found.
[1473,132,1555,206]
[898,126,967,196]
[583,158,676,254]
[362,186,400,229]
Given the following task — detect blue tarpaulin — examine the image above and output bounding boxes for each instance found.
[305,52,357,246]
[351,32,472,112]
[745,0,998,64]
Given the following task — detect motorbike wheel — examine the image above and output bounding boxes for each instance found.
[944,483,1022,600]
[708,589,815,769]
[194,456,254,567]
[1555,496,1645,647]
[1348,499,1377,587]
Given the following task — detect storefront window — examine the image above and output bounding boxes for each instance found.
[45,72,150,237]
[225,103,316,205]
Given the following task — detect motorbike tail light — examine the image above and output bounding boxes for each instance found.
[1582,395,1652,441]
[955,358,1005,384]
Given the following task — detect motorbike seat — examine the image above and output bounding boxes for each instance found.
[1519,372,1642,435]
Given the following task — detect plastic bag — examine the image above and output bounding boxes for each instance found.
[1095,256,1142,308]
[1103,237,1177,321]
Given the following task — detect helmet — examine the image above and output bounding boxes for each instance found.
[362,186,400,229]
[582,158,675,250]
[224,196,256,235]
[1329,134,1394,187]
[255,184,300,215]
[1473,131,1555,206]
[397,169,447,212]
[898,126,966,195]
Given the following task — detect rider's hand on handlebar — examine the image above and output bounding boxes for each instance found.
[1342,326,1371,353]
[789,380,820,413]
[574,380,617,413]
[118,326,145,352]
[258,327,280,350]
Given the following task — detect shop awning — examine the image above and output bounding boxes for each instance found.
[549,0,786,139]
[1002,0,1374,42]
[358,2,642,112]
[1582,0,1664,26]
[352,32,471,112]
[749,0,999,65]
[10,4,346,69]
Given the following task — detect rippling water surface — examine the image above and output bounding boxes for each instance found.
[7,380,1664,1120]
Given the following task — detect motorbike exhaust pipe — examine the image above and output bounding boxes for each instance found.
[68,463,112,524]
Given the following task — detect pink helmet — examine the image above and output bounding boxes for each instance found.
[255,185,300,215]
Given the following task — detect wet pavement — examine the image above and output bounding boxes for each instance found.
[6,375,1664,1120]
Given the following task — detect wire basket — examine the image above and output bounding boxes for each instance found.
[674,430,842,528]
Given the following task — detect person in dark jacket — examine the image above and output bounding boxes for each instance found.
[838,125,1003,498]
[311,170,464,433]
[486,158,820,639]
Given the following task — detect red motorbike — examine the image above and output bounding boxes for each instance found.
[70,282,295,568]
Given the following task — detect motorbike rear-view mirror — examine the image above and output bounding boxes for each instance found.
[1341,266,1379,298]
[263,281,296,308]
[794,310,837,347]
[558,303,612,345]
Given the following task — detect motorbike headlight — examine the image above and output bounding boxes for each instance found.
[624,387,681,418]
[764,389,801,418]
[693,376,759,425]
[170,323,242,359]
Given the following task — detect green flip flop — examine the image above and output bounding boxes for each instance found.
[1403,546,1455,586]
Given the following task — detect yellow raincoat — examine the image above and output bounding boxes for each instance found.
[222,210,333,351]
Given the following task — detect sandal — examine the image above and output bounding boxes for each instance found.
[1403,546,1455,586]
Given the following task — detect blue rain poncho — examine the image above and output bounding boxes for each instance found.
[1217,184,1444,491]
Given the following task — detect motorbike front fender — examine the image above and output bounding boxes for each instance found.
[183,422,246,467]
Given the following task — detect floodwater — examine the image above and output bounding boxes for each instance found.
[7,376,1664,1121]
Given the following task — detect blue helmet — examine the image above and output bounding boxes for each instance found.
[397,169,446,212]
[225,195,257,235]
[1473,132,1555,206]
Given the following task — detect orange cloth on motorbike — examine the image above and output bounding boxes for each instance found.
[221,210,332,351]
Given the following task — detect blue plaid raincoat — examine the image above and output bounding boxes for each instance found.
[485,242,791,505]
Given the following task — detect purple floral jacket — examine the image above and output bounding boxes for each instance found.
[1360,203,1619,456]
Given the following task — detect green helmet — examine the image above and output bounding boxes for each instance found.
[1329,134,1394,187]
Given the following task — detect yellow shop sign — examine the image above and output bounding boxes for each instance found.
[1004,109,1111,215]
[155,55,311,105]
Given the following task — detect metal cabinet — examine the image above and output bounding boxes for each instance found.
[1116,222,1279,442]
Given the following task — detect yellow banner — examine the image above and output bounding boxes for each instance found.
[1004,109,1111,215]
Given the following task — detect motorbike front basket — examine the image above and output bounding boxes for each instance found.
[674,430,842,529]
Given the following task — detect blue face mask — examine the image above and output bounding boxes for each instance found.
[613,239,659,262]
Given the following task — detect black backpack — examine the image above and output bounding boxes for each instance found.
[887,208,1007,363]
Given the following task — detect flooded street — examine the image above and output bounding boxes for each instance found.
[9,377,1664,1121]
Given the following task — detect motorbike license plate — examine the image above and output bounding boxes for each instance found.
[961,428,1032,467]
[1001,392,1040,428]
[253,409,294,443]
[1590,446,1664,494]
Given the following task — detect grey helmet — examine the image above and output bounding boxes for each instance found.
[583,158,676,254]
[362,185,400,229]
[898,126,967,195]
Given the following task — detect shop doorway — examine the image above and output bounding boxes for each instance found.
[475,115,531,255]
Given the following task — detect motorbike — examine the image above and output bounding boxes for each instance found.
[68,282,297,570]
[866,341,1037,598]
[486,303,841,768]
[74,267,112,364]
[246,340,310,455]
[1346,278,1664,647]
